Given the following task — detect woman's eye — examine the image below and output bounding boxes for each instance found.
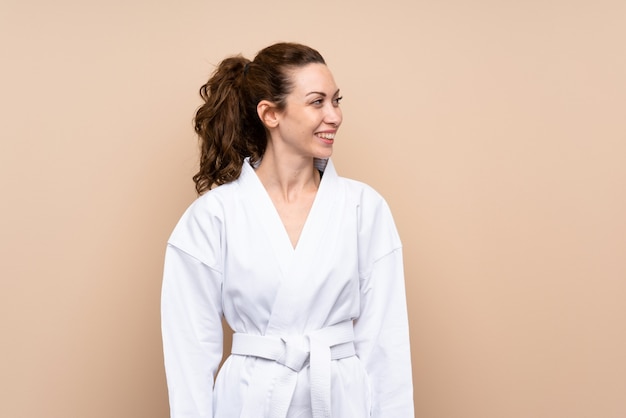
[311,96,342,106]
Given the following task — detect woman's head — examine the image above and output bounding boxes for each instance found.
[257,62,342,163]
[193,42,327,194]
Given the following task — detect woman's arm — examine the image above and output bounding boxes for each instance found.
[354,194,415,417]
[161,244,224,418]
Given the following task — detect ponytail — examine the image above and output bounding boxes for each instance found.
[193,56,250,195]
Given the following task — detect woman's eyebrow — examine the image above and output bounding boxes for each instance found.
[305,89,341,97]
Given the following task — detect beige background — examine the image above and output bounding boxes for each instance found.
[1,0,625,417]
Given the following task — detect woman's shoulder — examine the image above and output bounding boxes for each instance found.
[187,180,239,213]
[167,182,239,246]
[336,175,402,260]
[334,171,398,222]
[337,175,388,207]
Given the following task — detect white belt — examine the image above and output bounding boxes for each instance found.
[231,320,356,418]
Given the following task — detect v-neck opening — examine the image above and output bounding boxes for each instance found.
[241,159,327,254]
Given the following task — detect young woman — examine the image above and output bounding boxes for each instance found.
[161,42,414,418]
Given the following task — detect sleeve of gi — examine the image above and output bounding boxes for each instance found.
[354,195,415,417]
[161,199,224,418]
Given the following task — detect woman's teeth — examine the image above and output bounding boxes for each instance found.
[317,133,335,140]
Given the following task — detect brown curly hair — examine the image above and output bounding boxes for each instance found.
[192,42,326,195]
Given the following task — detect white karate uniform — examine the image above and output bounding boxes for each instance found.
[161,158,414,418]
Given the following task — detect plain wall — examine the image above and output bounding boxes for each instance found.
[1,1,625,417]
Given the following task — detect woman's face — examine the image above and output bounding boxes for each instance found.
[272,63,343,160]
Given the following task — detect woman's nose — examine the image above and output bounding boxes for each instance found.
[326,105,342,127]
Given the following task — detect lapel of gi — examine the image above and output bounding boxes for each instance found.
[239,159,295,283]
[264,159,339,334]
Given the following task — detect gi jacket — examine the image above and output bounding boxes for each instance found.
[162,158,414,417]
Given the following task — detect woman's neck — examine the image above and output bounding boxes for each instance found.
[255,148,320,203]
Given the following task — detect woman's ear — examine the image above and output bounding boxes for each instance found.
[257,100,280,129]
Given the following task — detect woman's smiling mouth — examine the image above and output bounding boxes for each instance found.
[316,132,336,143]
